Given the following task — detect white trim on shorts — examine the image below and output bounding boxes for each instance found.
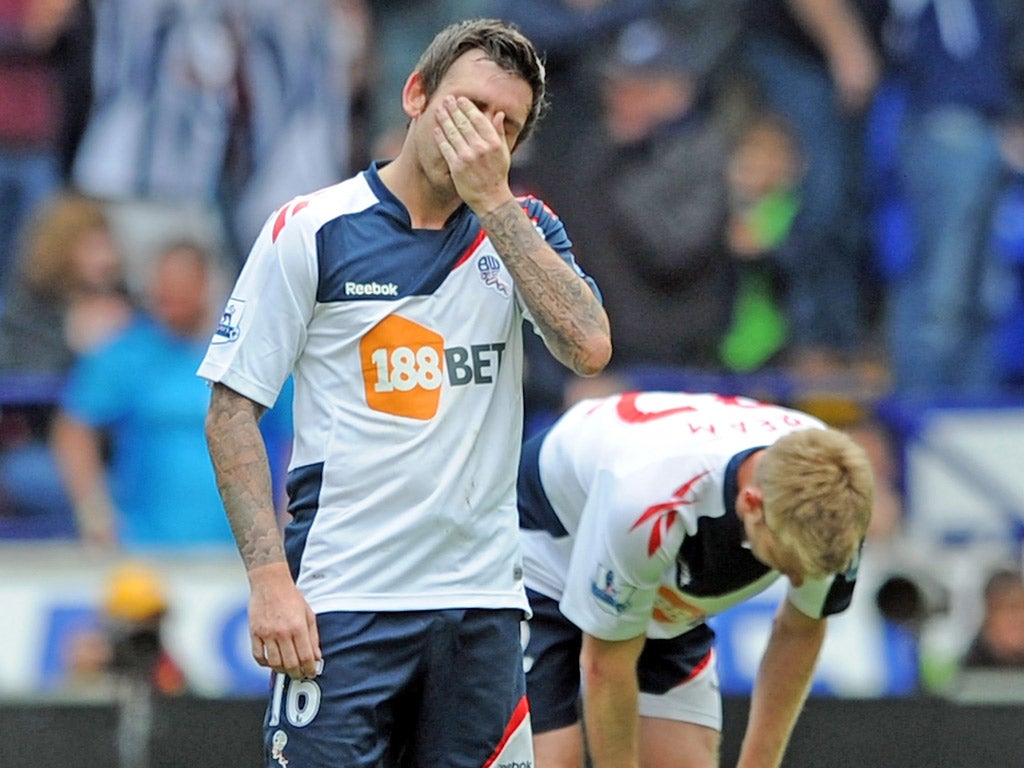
[636,649,722,731]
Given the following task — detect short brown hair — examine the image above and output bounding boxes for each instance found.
[757,428,875,578]
[414,18,548,146]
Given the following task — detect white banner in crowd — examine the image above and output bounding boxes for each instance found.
[0,544,916,699]
[0,545,266,698]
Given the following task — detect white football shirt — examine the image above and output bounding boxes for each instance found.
[520,391,860,641]
[198,163,597,615]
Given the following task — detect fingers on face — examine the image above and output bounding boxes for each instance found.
[436,96,498,148]
[435,97,468,150]
[434,128,456,165]
[451,99,476,133]
[456,96,492,135]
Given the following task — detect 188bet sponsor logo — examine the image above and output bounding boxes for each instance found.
[360,315,505,419]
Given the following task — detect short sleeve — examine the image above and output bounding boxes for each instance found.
[787,547,862,618]
[197,200,319,407]
[558,459,703,641]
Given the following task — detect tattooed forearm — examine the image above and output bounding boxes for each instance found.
[205,383,284,573]
[480,199,611,376]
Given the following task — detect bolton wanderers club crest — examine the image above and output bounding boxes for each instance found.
[271,729,289,766]
[477,254,510,297]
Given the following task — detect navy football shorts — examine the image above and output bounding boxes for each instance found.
[524,589,721,733]
[263,608,533,768]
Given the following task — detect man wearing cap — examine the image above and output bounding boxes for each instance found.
[523,15,737,373]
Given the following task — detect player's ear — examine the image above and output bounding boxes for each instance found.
[740,486,765,522]
[402,71,429,119]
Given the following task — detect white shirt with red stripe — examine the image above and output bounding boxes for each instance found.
[198,163,597,615]
[523,391,855,642]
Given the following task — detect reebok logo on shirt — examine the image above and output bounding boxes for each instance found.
[345,281,399,297]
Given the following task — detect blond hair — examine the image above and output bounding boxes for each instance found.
[756,428,874,578]
[18,192,112,300]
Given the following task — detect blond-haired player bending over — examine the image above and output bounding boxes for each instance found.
[518,390,874,768]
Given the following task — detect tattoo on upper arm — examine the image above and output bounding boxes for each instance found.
[206,384,284,570]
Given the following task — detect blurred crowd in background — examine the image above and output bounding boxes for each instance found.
[1,0,1023,695]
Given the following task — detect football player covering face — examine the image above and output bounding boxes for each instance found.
[382,50,533,228]
[200,18,610,768]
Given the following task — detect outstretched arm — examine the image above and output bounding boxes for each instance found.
[435,95,612,377]
[205,382,320,680]
[737,600,827,768]
[580,631,647,768]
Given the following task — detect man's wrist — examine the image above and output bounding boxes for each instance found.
[247,560,292,587]
[472,192,518,220]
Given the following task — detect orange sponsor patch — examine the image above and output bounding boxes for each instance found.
[360,315,445,420]
[652,586,706,624]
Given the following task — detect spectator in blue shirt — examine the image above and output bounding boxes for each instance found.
[52,240,291,550]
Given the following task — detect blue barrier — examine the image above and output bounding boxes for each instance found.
[0,372,64,405]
